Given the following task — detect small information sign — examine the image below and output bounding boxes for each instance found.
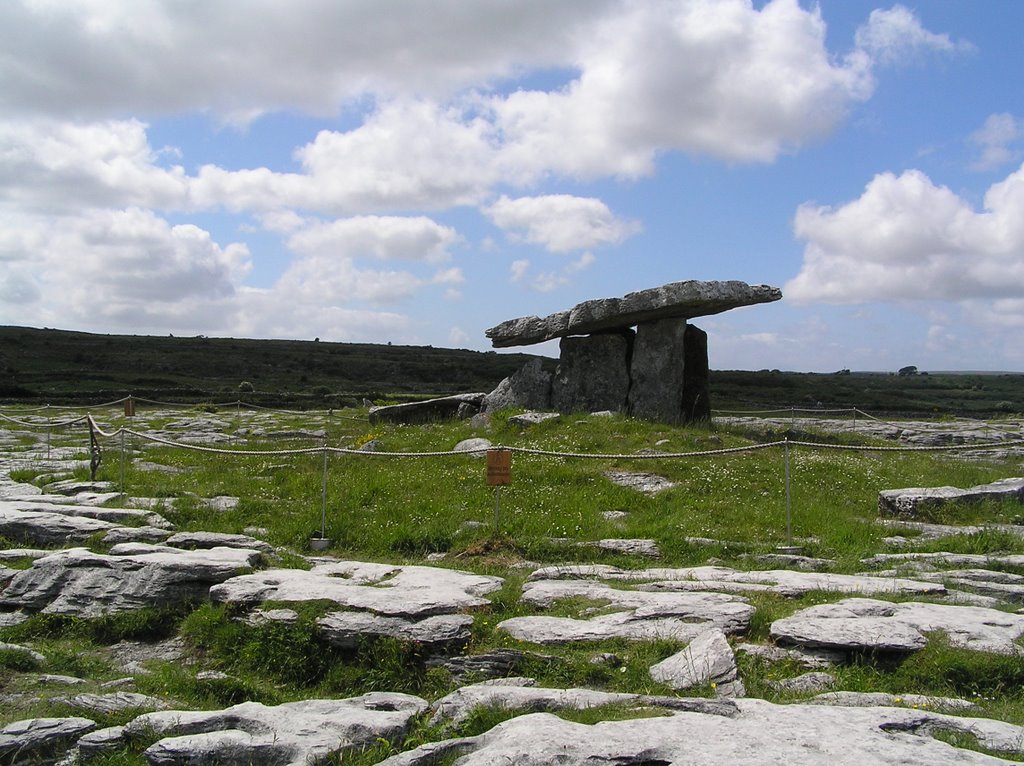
[486,449,512,486]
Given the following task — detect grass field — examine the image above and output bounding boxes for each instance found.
[2,403,1024,761]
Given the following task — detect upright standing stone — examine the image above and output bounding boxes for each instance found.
[551,332,633,414]
[682,324,711,422]
[628,317,688,423]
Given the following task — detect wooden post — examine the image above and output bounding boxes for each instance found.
[486,450,511,532]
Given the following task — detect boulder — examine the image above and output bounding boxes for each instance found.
[452,438,492,457]
[482,358,552,412]
[771,597,1024,655]
[0,717,96,766]
[368,393,485,425]
[485,280,782,347]
[126,694,427,766]
[879,477,1024,517]
[649,628,744,696]
[507,412,560,427]
[550,333,632,414]
[0,546,261,617]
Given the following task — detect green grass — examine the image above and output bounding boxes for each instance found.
[2,403,1024,753]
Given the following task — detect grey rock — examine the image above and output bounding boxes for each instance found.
[430,682,737,727]
[0,548,49,562]
[452,438,492,456]
[128,694,428,766]
[736,642,846,669]
[427,648,562,682]
[210,561,503,618]
[165,531,273,555]
[0,717,95,766]
[0,546,260,617]
[107,638,186,674]
[200,495,240,512]
[880,477,1024,517]
[627,316,689,423]
[499,579,752,645]
[527,564,944,599]
[381,700,1024,765]
[0,506,119,546]
[482,358,552,412]
[550,332,632,414]
[368,393,486,425]
[469,412,491,429]
[0,642,45,664]
[316,611,474,652]
[809,691,977,711]
[578,538,661,558]
[603,470,676,494]
[862,552,1024,569]
[35,675,87,687]
[507,411,561,427]
[485,280,782,347]
[768,671,835,694]
[680,323,712,422]
[771,597,1024,655]
[77,726,127,761]
[55,692,168,715]
[101,526,174,545]
[357,439,382,452]
[649,628,744,696]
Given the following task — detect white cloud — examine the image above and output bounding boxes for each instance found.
[448,326,470,346]
[786,164,1024,304]
[854,5,971,67]
[284,215,461,263]
[0,0,604,120]
[968,113,1022,172]
[484,195,640,253]
[509,259,530,282]
[0,119,188,213]
[0,207,251,332]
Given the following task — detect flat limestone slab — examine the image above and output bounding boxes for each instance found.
[430,683,737,727]
[526,564,945,598]
[210,561,503,618]
[485,280,782,347]
[771,597,1024,655]
[379,700,1024,765]
[649,628,744,696]
[126,694,427,766]
[879,477,1024,517]
[0,545,261,617]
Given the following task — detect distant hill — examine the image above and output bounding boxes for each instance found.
[0,326,548,406]
[1,326,1021,416]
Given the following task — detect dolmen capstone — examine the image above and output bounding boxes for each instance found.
[484,280,781,424]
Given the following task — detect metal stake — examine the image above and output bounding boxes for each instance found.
[119,428,126,498]
[320,445,329,539]
[783,438,792,546]
[493,486,503,533]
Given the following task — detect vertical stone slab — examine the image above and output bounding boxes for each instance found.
[628,317,688,424]
[682,323,711,422]
[551,332,633,414]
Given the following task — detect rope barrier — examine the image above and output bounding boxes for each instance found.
[75,414,1024,461]
[0,412,90,428]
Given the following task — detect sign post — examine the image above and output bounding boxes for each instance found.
[486,449,512,532]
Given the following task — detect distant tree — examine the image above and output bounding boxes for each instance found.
[238,381,255,393]
[898,365,918,376]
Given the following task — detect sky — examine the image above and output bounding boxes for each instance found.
[1,0,1022,373]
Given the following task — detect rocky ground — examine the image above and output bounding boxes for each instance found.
[1,411,1024,764]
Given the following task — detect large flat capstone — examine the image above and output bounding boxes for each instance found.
[485,280,782,347]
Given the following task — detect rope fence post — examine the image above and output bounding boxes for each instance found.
[119,428,126,497]
[88,417,102,481]
[486,449,512,533]
[46,415,51,460]
[310,441,331,550]
[783,437,793,548]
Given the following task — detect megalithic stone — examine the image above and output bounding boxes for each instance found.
[551,331,633,414]
[486,280,781,348]
[682,323,711,423]
[628,317,689,424]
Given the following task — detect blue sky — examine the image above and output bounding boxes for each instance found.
[1,1,1022,372]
